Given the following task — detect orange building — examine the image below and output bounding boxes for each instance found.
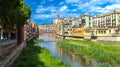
[72,25,84,38]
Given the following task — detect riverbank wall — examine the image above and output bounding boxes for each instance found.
[0,34,39,67]
[56,35,120,44]
[0,42,26,67]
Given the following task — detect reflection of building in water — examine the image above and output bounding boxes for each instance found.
[56,45,94,67]
[39,24,54,34]
[56,44,64,57]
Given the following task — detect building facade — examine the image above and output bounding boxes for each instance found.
[93,10,120,37]
[39,24,54,34]
[55,10,120,43]
[72,24,84,38]
[80,14,93,39]
[24,20,39,41]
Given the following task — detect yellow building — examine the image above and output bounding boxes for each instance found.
[72,25,84,38]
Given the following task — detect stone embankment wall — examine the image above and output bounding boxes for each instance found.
[0,42,26,67]
[0,40,17,57]
[56,35,120,44]
[97,36,120,44]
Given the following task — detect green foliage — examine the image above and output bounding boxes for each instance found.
[0,0,31,29]
[11,38,68,67]
[97,63,120,67]
[15,1,31,27]
[39,48,68,67]
[57,39,120,66]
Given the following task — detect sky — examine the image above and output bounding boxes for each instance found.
[24,0,120,25]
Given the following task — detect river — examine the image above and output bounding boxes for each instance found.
[39,34,98,67]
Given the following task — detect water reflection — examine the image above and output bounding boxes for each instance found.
[56,45,98,67]
[39,34,98,67]
[39,34,56,42]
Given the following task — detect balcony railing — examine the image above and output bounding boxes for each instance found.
[0,39,17,47]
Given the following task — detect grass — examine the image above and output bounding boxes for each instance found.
[56,39,120,67]
[11,38,68,67]
[97,63,120,67]
[39,48,68,67]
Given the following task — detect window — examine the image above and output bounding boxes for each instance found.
[99,31,100,34]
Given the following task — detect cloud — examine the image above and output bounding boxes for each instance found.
[104,4,120,10]
[59,2,64,5]
[33,5,58,19]
[36,6,56,13]
[73,0,120,14]
[32,13,56,19]
[31,0,120,23]
[72,9,77,12]
[95,4,120,13]
[60,12,80,18]
[59,5,68,11]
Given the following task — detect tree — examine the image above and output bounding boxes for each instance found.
[14,0,31,28]
[0,0,31,30]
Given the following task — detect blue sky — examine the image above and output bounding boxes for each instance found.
[24,0,120,25]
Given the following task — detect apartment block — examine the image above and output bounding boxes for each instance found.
[80,14,93,39]
[93,10,120,37]
[63,18,72,36]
